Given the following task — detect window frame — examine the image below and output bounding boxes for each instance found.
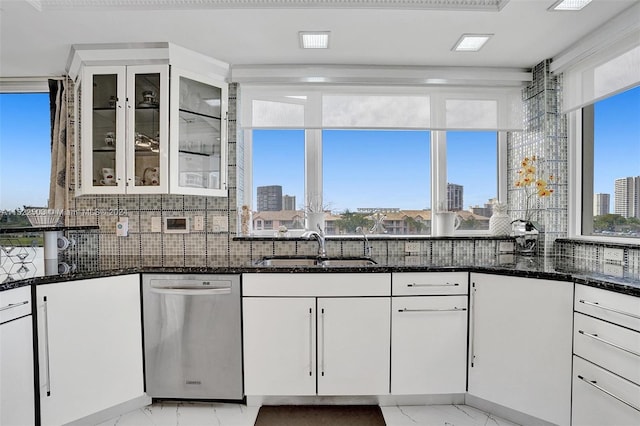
[570,88,640,242]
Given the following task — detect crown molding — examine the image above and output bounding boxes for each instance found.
[26,0,510,11]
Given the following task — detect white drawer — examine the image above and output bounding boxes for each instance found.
[575,285,640,332]
[572,356,640,426]
[0,286,32,324]
[574,312,640,384]
[242,273,391,296]
[392,272,468,295]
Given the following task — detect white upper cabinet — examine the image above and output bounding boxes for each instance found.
[69,43,228,196]
[170,67,227,196]
[78,65,169,195]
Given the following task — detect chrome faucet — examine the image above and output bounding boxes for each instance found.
[302,224,327,257]
[356,226,372,257]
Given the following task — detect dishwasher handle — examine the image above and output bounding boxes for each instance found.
[150,286,232,296]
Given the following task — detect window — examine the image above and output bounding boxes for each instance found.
[446,131,498,231]
[243,85,516,237]
[582,85,640,238]
[0,92,51,223]
[251,129,305,233]
[323,130,430,235]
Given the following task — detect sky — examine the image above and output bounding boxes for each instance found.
[0,93,51,210]
[593,85,640,212]
[253,129,497,213]
[0,86,638,213]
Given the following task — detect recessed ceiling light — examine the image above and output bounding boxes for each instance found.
[548,0,593,11]
[299,32,330,49]
[452,34,493,52]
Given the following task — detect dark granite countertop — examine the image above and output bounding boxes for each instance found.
[2,255,639,297]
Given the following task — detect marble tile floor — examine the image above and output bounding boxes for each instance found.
[97,401,519,426]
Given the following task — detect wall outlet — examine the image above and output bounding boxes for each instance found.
[210,216,227,232]
[603,247,624,263]
[116,217,128,237]
[193,216,204,231]
[151,217,162,233]
[405,242,421,253]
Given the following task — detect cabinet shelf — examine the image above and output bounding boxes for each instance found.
[179,108,221,121]
[178,149,214,157]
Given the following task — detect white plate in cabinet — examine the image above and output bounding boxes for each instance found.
[391,296,468,395]
[572,356,640,426]
[575,285,640,332]
[392,272,468,296]
[574,312,640,385]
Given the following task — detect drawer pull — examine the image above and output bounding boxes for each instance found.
[408,282,459,287]
[577,375,640,413]
[398,307,467,313]
[579,330,640,358]
[579,299,640,320]
[0,300,29,312]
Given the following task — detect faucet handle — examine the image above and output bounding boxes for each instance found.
[316,223,325,236]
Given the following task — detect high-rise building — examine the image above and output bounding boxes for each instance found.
[282,195,296,210]
[614,176,640,218]
[593,193,610,216]
[257,185,283,211]
[447,183,464,211]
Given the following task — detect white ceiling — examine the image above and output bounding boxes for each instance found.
[0,0,639,78]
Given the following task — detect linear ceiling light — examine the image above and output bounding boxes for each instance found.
[299,32,330,49]
[548,0,593,11]
[452,34,493,52]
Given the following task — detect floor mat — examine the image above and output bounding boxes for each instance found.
[254,405,386,426]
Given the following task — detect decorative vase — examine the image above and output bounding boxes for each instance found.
[489,201,511,236]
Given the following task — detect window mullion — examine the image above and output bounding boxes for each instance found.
[305,129,323,224]
[431,130,447,236]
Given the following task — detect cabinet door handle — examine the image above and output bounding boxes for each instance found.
[42,297,51,397]
[577,375,640,413]
[470,284,477,367]
[0,300,28,312]
[308,307,313,377]
[578,330,640,358]
[407,282,459,287]
[320,308,325,377]
[398,307,467,313]
[579,299,640,320]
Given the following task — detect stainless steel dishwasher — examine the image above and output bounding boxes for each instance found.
[142,274,242,400]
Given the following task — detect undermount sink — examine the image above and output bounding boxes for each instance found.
[255,256,377,267]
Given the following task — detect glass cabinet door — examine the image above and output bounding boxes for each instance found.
[126,65,168,194]
[80,66,126,194]
[170,68,227,196]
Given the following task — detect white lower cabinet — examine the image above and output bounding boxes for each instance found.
[572,356,640,426]
[243,296,390,396]
[391,295,468,394]
[242,273,391,396]
[390,272,469,395]
[317,297,390,395]
[243,297,317,396]
[36,274,145,426]
[1,287,35,426]
[571,284,640,426]
[468,273,573,426]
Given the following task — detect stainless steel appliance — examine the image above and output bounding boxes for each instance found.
[142,274,242,400]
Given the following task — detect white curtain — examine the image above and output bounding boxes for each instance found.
[241,85,523,131]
